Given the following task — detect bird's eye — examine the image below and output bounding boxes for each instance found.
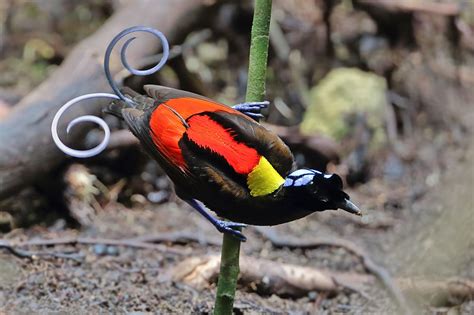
[309,182,319,194]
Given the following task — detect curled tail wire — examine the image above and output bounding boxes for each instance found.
[104,26,169,103]
[51,26,170,158]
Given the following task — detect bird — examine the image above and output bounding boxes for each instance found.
[105,85,361,241]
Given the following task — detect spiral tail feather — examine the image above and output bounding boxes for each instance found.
[52,26,169,159]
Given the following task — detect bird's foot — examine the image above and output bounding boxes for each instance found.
[214,220,247,242]
[185,198,248,241]
[232,101,269,120]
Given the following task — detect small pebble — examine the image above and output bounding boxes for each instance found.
[147,191,169,203]
[93,244,107,256]
[106,245,119,256]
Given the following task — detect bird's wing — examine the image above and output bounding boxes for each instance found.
[143,85,239,173]
[180,110,295,197]
[124,85,294,198]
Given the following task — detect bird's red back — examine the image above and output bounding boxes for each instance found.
[149,96,251,172]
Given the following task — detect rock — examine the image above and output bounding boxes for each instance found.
[301,67,387,148]
[106,245,119,256]
[93,244,107,256]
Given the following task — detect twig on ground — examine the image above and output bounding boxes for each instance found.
[129,231,221,246]
[0,240,84,261]
[0,235,185,260]
[0,230,222,262]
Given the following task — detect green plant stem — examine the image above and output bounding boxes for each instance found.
[246,0,273,103]
[213,233,242,314]
[213,0,273,314]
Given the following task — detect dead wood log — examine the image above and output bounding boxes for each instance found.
[171,255,474,305]
[0,0,213,200]
[170,255,370,297]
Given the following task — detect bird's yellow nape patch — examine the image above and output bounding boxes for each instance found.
[247,156,285,197]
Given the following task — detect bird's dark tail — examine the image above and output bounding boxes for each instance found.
[103,87,143,120]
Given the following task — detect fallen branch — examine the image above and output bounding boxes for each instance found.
[0,0,214,200]
[171,255,474,305]
[171,255,369,296]
[129,231,221,246]
[87,129,139,150]
[253,227,409,313]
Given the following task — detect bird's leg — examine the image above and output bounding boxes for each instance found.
[232,101,269,121]
[186,199,247,241]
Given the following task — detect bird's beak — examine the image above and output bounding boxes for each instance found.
[337,199,362,216]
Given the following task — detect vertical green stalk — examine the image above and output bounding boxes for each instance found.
[213,233,242,314]
[245,0,273,103]
[213,0,273,314]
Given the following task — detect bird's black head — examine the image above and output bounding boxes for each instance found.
[283,169,361,216]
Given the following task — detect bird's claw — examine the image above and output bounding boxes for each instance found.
[232,101,269,121]
[233,101,269,112]
[215,220,247,242]
[245,112,265,119]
